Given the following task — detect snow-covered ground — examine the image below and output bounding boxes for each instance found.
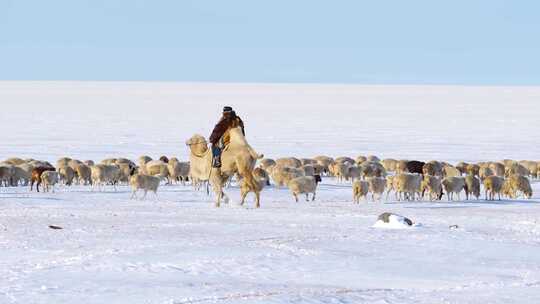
[1,82,540,303]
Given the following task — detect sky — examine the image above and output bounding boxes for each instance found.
[0,0,538,84]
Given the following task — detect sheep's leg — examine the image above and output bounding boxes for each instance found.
[142,190,148,200]
[130,190,137,199]
[294,193,298,202]
[312,191,316,201]
[255,191,260,208]
[457,192,461,201]
[305,193,309,202]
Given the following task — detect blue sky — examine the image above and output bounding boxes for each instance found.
[0,0,538,84]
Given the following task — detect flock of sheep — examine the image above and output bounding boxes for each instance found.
[257,156,535,203]
[0,156,188,199]
[0,154,536,203]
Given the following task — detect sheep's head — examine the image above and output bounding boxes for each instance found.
[129,166,139,176]
[524,188,533,199]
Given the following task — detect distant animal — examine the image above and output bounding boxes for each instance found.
[30,166,56,192]
[406,160,425,175]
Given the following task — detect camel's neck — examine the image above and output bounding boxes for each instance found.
[228,128,248,146]
[190,147,210,159]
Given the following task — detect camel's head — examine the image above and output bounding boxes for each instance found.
[186,134,208,155]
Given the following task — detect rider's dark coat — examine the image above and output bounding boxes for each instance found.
[209,112,245,146]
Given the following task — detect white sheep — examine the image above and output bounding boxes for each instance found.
[56,157,72,169]
[41,171,60,193]
[300,158,317,166]
[395,173,422,201]
[348,166,362,182]
[464,175,481,200]
[441,176,466,201]
[144,160,169,180]
[58,165,76,186]
[75,163,92,185]
[483,175,505,200]
[423,161,444,177]
[130,173,160,200]
[503,174,533,199]
[335,156,355,166]
[488,162,505,177]
[275,157,302,168]
[100,158,118,165]
[12,164,32,186]
[443,165,461,178]
[360,161,386,179]
[421,175,442,201]
[504,162,529,177]
[367,177,386,202]
[138,155,152,167]
[4,157,26,165]
[270,165,304,187]
[367,155,381,162]
[287,175,320,202]
[168,161,190,185]
[331,162,350,182]
[385,175,398,200]
[301,164,315,177]
[239,168,269,205]
[258,158,276,171]
[355,155,367,165]
[91,164,120,191]
[0,164,14,187]
[352,180,369,203]
[313,156,334,175]
[478,166,494,182]
[381,158,398,172]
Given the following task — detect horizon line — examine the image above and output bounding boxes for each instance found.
[0,79,539,88]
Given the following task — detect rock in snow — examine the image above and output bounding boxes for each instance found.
[373,212,416,229]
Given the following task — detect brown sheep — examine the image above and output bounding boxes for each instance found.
[30,166,56,192]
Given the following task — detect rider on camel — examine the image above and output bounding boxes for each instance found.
[209,106,245,169]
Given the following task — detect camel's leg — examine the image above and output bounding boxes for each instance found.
[240,189,248,206]
[215,191,221,208]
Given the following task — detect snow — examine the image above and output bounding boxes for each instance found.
[1,81,540,303]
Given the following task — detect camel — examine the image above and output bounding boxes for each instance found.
[186,126,263,207]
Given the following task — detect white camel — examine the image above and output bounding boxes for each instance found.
[186,126,263,207]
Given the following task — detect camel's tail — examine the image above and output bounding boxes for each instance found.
[247,144,263,160]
